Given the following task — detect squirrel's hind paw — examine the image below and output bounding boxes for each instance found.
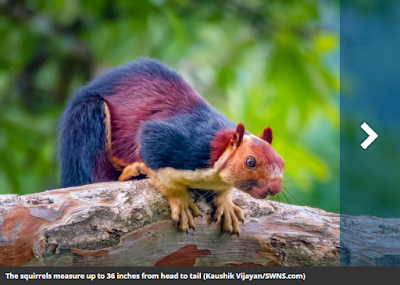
[118,162,148,181]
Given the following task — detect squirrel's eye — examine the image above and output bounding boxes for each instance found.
[245,157,256,169]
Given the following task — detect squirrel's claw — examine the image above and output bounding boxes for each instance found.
[233,206,245,225]
[228,230,240,237]
[169,196,201,233]
[188,200,202,218]
[213,199,243,236]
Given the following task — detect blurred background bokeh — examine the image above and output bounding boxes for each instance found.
[341,0,400,218]
[0,0,339,213]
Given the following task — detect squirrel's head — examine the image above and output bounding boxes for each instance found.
[216,123,284,199]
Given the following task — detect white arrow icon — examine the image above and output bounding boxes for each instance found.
[361,122,378,149]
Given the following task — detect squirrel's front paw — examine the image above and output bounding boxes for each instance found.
[168,196,202,232]
[213,199,244,236]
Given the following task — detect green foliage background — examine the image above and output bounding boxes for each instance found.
[0,0,339,213]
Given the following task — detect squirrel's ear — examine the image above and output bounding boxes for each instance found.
[230,123,245,148]
[260,126,273,144]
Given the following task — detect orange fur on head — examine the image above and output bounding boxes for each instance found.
[219,124,284,199]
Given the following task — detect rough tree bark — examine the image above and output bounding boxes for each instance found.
[340,215,400,266]
[0,180,340,266]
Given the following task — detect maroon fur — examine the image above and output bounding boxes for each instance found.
[209,128,236,167]
[93,153,121,182]
[209,124,247,167]
[102,74,205,164]
[230,123,245,147]
[260,127,273,144]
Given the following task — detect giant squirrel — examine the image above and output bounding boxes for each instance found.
[59,58,284,234]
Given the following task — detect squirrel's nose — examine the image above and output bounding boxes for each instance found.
[266,179,283,196]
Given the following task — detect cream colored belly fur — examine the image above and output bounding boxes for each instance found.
[151,147,233,192]
[153,167,230,192]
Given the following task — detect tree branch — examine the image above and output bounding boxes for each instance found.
[0,179,339,266]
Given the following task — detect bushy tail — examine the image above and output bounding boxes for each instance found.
[58,90,112,187]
